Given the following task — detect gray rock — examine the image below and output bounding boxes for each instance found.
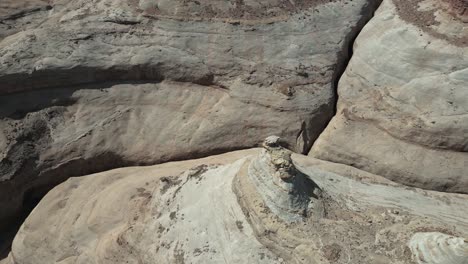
[409,232,468,264]
[2,148,467,264]
[0,0,381,228]
[0,0,52,40]
[310,0,468,193]
[247,136,324,222]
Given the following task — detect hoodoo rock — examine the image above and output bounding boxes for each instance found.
[244,136,324,222]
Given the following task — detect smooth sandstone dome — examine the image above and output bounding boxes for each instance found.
[310,0,468,193]
[1,141,467,264]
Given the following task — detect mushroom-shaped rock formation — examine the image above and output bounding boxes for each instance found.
[247,136,324,222]
[409,232,468,264]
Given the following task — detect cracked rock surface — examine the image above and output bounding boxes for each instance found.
[310,0,468,193]
[2,0,468,262]
[0,0,380,228]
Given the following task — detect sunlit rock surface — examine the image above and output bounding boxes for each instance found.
[409,232,468,264]
[310,0,468,193]
[0,0,381,227]
[2,145,467,264]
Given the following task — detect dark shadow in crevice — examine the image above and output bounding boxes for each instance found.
[0,64,215,97]
[306,0,383,154]
[331,0,384,116]
[0,2,385,257]
[0,184,46,259]
[0,79,162,120]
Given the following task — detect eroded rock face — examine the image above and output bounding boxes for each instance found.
[0,0,382,228]
[445,0,468,22]
[310,0,468,193]
[409,232,468,264]
[246,136,323,222]
[2,148,468,264]
[0,0,52,40]
[138,0,331,20]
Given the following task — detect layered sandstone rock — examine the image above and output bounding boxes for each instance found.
[409,232,468,264]
[0,0,52,40]
[0,0,381,228]
[310,0,468,193]
[245,136,324,222]
[2,145,467,264]
[2,0,468,262]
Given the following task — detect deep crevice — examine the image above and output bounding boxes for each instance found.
[0,1,385,259]
[332,0,383,116]
[307,0,383,154]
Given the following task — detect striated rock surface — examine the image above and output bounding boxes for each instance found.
[0,0,52,40]
[2,144,468,264]
[409,232,468,264]
[246,136,324,222]
[0,0,381,228]
[310,0,468,193]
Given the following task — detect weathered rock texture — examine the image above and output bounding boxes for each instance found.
[310,0,468,193]
[247,136,324,222]
[0,0,381,228]
[0,0,52,40]
[409,232,468,264]
[2,148,467,264]
[443,0,468,22]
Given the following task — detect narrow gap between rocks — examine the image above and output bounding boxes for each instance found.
[314,0,384,153]
[0,188,42,259]
[0,1,384,260]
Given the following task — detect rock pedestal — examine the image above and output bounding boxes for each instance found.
[248,136,323,222]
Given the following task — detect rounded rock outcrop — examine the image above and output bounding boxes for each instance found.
[310,0,468,193]
[409,232,468,264]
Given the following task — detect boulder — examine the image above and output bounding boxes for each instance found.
[310,0,468,193]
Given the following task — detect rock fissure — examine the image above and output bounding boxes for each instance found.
[1,0,432,261]
[310,0,468,194]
